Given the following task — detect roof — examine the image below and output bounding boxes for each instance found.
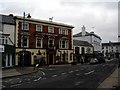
[15,16,74,28]
[102,42,120,46]
[73,40,93,47]
[73,31,102,40]
[1,14,15,25]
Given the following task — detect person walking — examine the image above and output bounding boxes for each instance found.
[33,55,37,70]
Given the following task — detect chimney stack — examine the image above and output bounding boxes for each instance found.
[82,25,86,36]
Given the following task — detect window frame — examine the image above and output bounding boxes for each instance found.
[48,26,54,33]
[48,39,54,48]
[36,37,42,48]
[36,24,42,32]
[21,36,29,47]
[22,22,29,31]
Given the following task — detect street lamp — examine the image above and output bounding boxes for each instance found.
[22,12,31,70]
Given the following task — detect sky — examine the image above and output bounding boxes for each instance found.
[0,0,119,43]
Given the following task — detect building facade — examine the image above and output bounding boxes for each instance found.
[73,40,93,63]
[0,14,15,68]
[102,41,120,59]
[15,15,74,66]
[73,26,102,54]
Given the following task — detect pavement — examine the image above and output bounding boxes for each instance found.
[97,67,120,89]
[2,67,38,79]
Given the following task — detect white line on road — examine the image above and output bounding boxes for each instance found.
[76,73,80,76]
[84,70,94,75]
[61,72,67,75]
[75,69,79,71]
[41,71,45,76]
[69,71,74,73]
[52,75,57,77]
[75,81,81,86]
[2,85,5,88]
[34,77,42,82]
[41,77,47,80]
[10,83,22,87]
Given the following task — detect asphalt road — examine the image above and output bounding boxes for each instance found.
[2,59,118,89]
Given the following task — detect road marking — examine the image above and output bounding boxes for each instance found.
[52,75,57,77]
[61,72,67,75]
[16,78,20,79]
[41,71,45,76]
[10,83,22,87]
[69,71,73,73]
[75,70,79,71]
[76,73,80,76]
[41,77,47,80]
[9,79,12,81]
[48,68,55,70]
[28,79,30,81]
[84,70,94,75]
[2,85,5,88]
[34,77,42,82]
[75,81,81,85]
[5,81,8,83]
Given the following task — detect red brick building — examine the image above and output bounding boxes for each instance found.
[15,16,74,66]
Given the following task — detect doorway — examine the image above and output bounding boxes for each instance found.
[18,51,31,66]
[49,53,53,64]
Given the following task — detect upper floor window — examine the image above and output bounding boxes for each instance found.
[48,26,54,33]
[36,37,42,48]
[48,39,54,48]
[36,25,42,32]
[59,40,68,49]
[21,36,28,47]
[59,28,68,35]
[22,22,29,31]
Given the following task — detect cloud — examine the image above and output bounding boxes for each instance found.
[0,0,118,43]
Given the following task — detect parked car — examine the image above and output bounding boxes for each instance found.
[89,58,99,64]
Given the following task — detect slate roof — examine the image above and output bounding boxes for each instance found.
[1,14,15,25]
[102,42,120,46]
[73,31,102,40]
[73,40,93,47]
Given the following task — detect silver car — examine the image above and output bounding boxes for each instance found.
[89,58,99,64]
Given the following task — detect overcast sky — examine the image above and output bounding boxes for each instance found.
[0,0,119,43]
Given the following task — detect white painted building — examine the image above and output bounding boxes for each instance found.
[102,41,120,58]
[73,25,102,53]
[0,14,15,68]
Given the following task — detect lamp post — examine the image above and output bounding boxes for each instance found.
[22,12,30,70]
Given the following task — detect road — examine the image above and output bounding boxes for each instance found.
[2,59,118,89]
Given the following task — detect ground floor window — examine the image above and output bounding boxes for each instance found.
[2,53,13,68]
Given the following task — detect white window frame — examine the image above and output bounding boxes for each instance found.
[36,37,42,48]
[36,25,42,32]
[59,28,68,35]
[48,26,54,33]
[59,40,68,49]
[21,36,29,47]
[22,22,29,31]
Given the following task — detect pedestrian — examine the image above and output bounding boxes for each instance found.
[33,55,37,70]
